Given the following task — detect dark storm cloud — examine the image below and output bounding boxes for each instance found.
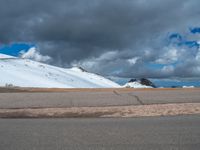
[0,0,200,79]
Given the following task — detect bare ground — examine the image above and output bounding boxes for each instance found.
[0,87,200,93]
[0,103,200,118]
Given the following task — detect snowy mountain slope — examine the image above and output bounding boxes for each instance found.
[123,79,154,88]
[123,81,153,88]
[0,54,121,88]
[0,53,16,59]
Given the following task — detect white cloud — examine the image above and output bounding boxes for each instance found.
[127,57,139,65]
[195,47,200,61]
[71,51,118,69]
[156,48,179,64]
[97,51,118,61]
[70,50,127,76]
[20,47,51,62]
[161,65,174,74]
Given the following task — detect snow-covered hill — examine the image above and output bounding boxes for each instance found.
[0,54,121,88]
[0,53,16,59]
[123,79,155,88]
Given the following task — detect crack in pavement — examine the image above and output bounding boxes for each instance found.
[113,91,144,105]
[113,91,138,106]
[113,90,122,96]
[128,93,144,105]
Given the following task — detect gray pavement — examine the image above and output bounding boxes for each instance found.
[0,89,199,108]
[0,115,200,150]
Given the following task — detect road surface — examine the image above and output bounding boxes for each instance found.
[0,115,200,150]
[0,88,199,108]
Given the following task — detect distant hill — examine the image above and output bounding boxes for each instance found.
[123,78,156,88]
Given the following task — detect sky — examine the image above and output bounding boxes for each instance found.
[0,0,200,86]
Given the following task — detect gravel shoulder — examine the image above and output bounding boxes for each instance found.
[0,103,200,118]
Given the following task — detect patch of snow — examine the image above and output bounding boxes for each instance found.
[182,86,195,88]
[123,81,153,88]
[0,54,16,59]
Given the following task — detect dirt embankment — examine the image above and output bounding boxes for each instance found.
[0,87,200,93]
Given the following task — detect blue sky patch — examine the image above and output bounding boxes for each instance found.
[145,63,164,70]
[190,27,200,34]
[184,41,199,48]
[0,43,34,56]
[168,32,199,49]
[169,33,182,40]
[168,33,183,46]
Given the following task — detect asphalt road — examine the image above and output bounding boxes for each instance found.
[0,89,199,108]
[0,115,199,150]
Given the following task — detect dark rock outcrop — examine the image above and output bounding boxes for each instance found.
[128,79,137,83]
[128,78,156,88]
[140,78,156,88]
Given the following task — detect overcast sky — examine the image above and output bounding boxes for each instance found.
[0,0,200,81]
